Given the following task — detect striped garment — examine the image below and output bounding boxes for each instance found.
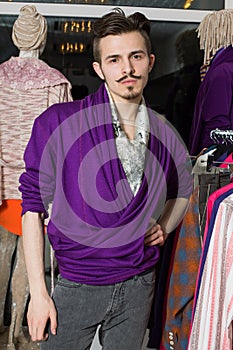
[0,56,72,203]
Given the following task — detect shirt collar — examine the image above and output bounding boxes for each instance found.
[105,83,150,145]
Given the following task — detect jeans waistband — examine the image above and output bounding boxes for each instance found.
[128,268,155,281]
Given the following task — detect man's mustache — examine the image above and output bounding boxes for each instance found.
[116,74,142,83]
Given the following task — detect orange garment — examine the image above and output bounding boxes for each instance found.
[0,200,22,235]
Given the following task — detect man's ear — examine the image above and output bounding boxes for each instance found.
[148,54,155,73]
[92,61,105,80]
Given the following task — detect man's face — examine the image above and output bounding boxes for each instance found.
[93,31,155,104]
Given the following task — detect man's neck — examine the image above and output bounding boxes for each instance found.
[113,101,142,141]
[105,84,143,139]
[114,102,140,123]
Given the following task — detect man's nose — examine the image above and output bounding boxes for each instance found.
[122,59,135,75]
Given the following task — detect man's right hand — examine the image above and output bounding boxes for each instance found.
[27,293,57,342]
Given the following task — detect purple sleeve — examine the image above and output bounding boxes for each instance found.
[166,143,193,201]
[157,117,193,201]
[149,111,193,202]
[202,66,232,129]
[19,111,56,217]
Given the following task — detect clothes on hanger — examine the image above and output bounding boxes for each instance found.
[192,146,232,238]
[192,183,233,315]
[198,169,231,237]
[147,231,177,349]
[188,187,233,350]
[159,146,233,349]
[161,186,202,350]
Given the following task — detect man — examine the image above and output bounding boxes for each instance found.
[19,8,192,350]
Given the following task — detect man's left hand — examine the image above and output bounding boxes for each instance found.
[144,223,166,246]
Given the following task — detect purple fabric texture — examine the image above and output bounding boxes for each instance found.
[19,83,192,285]
[189,46,233,155]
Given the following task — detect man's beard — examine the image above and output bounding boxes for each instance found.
[121,86,141,100]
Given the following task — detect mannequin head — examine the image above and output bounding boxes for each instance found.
[12,5,47,58]
[175,28,203,68]
[197,9,233,64]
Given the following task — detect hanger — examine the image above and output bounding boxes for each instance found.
[206,154,233,172]
[210,128,233,145]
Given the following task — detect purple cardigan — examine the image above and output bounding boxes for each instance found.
[19,84,192,285]
[189,46,233,155]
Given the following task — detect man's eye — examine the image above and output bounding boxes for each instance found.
[133,54,142,60]
[110,58,118,63]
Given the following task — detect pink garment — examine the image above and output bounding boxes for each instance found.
[0,56,71,90]
[203,182,233,245]
[0,56,72,202]
[219,154,233,169]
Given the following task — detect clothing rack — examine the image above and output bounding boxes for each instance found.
[206,154,233,172]
[210,128,233,144]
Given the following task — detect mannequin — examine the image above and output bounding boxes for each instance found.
[189,9,233,155]
[165,28,202,147]
[0,5,72,349]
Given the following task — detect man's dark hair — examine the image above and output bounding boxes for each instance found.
[92,8,152,63]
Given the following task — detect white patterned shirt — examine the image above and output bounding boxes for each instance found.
[106,85,150,196]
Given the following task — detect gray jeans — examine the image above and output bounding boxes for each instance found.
[41,269,155,350]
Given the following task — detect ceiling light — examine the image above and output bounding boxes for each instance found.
[183,0,194,9]
[60,42,86,54]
